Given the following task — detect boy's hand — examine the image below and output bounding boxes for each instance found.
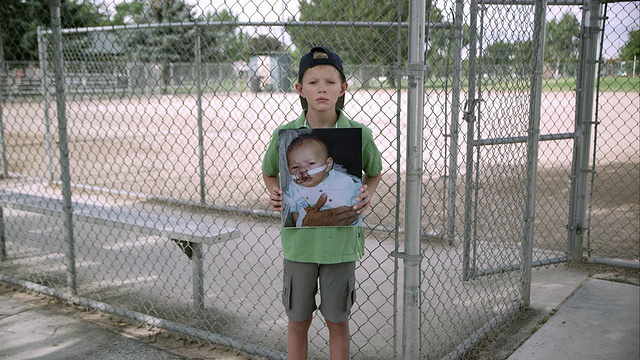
[354,184,372,214]
[302,194,359,227]
[269,187,283,212]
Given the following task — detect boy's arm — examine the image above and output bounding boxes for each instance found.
[354,173,382,214]
[262,172,283,212]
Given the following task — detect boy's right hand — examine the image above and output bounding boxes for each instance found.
[269,187,283,212]
[302,194,359,227]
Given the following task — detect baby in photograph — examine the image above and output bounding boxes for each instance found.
[285,133,363,227]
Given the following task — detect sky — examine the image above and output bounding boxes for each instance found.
[185,0,299,22]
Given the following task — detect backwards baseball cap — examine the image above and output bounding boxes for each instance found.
[298,46,346,111]
[298,46,346,82]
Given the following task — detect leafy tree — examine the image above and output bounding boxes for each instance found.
[287,0,454,87]
[545,12,580,78]
[512,40,533,67]
[122,1,246,62]
[482,40,514,65]
[619,29,639,76]
[248,35,284,55]
[126,0,197,63]
[120,0,197,91]
[199,9,246,62]
[481,39,536,78]
[287,0,409,87]
[0,0,106,61]
[110,0,145,25]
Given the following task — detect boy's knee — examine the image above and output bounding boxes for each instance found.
[325,319,349,333]
[288,317,312,333]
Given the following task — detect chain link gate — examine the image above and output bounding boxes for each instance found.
[586,1,639,267]
[0,0,638,359]
[418,1,546,358]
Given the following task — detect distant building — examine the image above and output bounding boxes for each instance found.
[248,53,292,92]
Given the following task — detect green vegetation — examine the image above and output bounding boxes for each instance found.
[542,76,639,93]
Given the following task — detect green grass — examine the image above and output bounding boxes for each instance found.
[542,76,639,92]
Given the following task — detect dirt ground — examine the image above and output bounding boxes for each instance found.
[3,262,638,360]
[1,91,637,358]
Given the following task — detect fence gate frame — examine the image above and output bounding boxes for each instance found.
[457,0,547,294]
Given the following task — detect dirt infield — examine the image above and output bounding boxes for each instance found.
[1,89,638,259]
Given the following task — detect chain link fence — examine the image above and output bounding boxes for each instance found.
[0,0,638,359]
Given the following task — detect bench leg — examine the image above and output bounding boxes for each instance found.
[0,207,5,261]
[190,242,204,311]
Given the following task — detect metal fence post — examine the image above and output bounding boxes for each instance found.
[195,26,206,204]
[462,0,480,281]
[49,0,76,294]
[0,22,7,179]
[522,0,547,308]
[37,27,55,184]
[568,0,601,262]
[445,0,465,246]
[402,0,426,358]
[0,24,6,260]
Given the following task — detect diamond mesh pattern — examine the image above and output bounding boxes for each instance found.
[0,1,637,359]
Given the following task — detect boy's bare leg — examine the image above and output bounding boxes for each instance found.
[326,319,350,360]
[288,316,312,360]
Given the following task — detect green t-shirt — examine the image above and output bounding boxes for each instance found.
[262,110,383,264]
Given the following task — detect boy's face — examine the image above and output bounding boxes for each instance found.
[287,140,333,187]
[295,65,347,113]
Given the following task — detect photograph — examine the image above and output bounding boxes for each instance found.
[278,128,363,228]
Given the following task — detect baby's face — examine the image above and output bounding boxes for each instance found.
[287,141,330,187]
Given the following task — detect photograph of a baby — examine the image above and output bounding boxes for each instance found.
[278,128,363,228]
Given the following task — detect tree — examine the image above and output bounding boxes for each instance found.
[482,40,516,77]
[123,3,246,58]
[545,12,580,78]
[248,35,284,55]
[110,0,145,25]
[0,0,106,61]
[286,0,454,87]
[126,0,197,63]
[198,9,246,63]
[619,29,639,76]
[120,0,197,91]
[286,0,409,87]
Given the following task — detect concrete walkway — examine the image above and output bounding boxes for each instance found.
[1,274,638,359]
[508,278,639,360]
[0,284,184,360]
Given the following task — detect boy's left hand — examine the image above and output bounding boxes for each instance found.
[354,184,372,214]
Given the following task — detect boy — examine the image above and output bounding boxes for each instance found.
[283,132,363,227]
[262,46,382,360]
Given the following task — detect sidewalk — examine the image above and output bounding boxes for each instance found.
[1,270,638,360]
[0,283,186,360]
[508,277,639,360]
[0,281,255,360]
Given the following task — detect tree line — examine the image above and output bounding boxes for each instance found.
[2,0,638,78]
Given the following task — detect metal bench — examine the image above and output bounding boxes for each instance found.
[0,191,241,310]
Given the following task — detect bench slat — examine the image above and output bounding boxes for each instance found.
[0,192,240,245]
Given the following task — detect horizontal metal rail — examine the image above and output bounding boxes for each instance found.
[473,132,574,146]
[41,20,452,35]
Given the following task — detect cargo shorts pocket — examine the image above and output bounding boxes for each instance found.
[343,274,356,311]
[282,271,293,310]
